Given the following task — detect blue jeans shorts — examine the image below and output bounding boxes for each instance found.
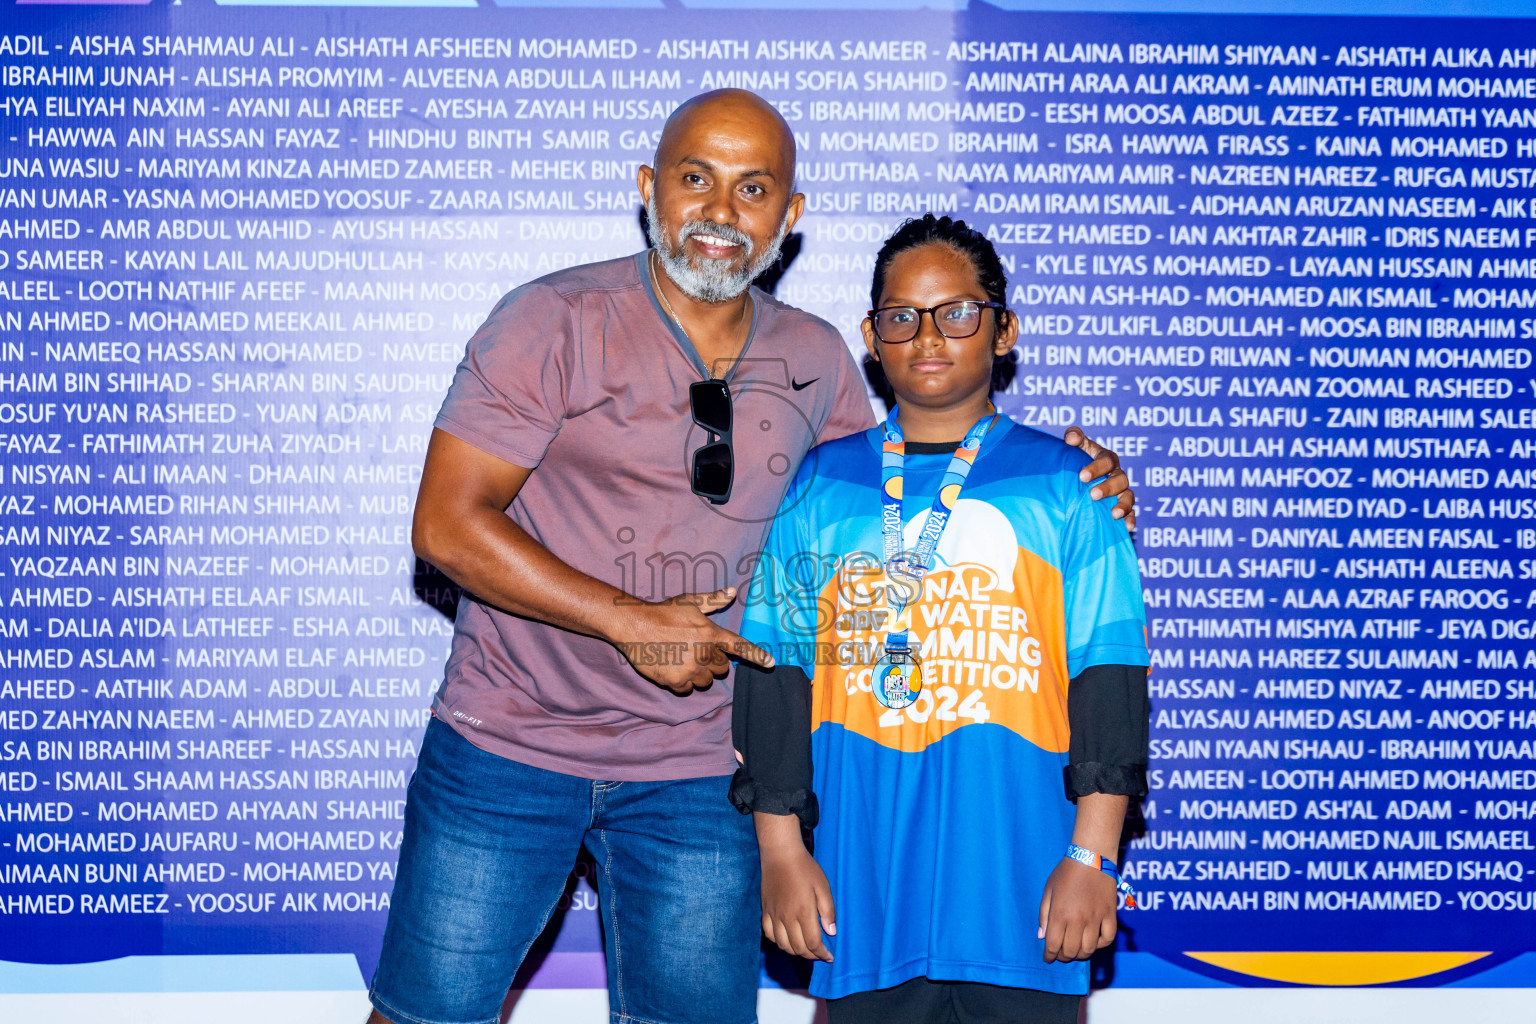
[369,717,761,1024]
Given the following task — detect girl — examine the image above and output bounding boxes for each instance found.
[731,214,1150,1023]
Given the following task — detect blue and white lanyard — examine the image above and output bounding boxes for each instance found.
[878,409,998,654]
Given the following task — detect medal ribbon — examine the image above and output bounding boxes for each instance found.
[879,409,998,654]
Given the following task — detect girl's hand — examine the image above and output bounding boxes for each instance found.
[759,825,836,963]
[1037,857,1118,962]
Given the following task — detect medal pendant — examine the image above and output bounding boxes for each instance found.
[873,648,922,710]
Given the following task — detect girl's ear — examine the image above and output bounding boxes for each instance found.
[993,309,1019,358]
[861,315,880,363]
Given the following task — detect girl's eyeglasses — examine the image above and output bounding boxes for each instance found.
[867,300,1007,344]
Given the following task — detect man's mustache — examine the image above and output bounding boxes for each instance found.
[674,219,753,257]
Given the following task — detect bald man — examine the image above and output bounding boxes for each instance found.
[367,90,1133,1024]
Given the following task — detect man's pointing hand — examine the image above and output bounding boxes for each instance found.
[616,586,776,695]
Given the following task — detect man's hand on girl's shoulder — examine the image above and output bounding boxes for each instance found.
[1064,427,1137,531]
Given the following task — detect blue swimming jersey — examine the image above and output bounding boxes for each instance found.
[738,417,1149,999]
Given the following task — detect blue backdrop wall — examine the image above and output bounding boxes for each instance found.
[3,0,1536,1007]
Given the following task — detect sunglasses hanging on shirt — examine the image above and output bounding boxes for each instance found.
[690,378,733,505]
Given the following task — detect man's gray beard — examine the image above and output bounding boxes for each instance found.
[646,192,790,303]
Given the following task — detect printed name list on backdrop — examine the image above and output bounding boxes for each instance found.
[2,0,1536,991]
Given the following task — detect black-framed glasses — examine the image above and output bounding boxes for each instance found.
[868,300,1007,344]
[690,379,733,505]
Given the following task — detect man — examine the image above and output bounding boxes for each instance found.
[367,89,1134,1024]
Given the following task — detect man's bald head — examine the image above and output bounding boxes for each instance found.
[638,89,805,304]
[655,89,797,186]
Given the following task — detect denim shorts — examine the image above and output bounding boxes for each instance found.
[370,717,761,1024]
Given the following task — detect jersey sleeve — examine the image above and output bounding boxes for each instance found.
[736,461,830,674]
[1061,479,1150,678]
[434,282,577,469]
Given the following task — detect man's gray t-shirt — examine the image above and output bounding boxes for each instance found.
[431,252,876,780]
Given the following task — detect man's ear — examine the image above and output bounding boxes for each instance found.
[860,317,880,364]
[783,191,806,235]
[636,164,655,207]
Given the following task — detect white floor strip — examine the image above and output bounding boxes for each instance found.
[0,991,374,1024]
[2,985,1529,1023]
[506,988,823,1024]
[1085,988,1535,1024]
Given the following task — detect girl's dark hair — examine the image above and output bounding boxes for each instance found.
[869,214,1009,312]
[865,214,1017,399]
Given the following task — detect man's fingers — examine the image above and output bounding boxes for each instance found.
[1089,467,1130,501]
[1086,466,1139,532]
[781,918,802,957]
[1064,426,1103,460]
[698,642,730,677]
[719,631,776,669]
[683,587,737,614]
[661,664,716,695]
[660,674,697,696]
[1113,490,1137,530]
[1080,451,1116,484]
[1037,888,1052,940]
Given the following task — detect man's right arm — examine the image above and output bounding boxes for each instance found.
[412,428,771,694]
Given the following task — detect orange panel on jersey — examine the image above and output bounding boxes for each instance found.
[810,546,1068,754]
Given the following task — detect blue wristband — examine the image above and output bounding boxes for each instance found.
[1065,843,1138,909]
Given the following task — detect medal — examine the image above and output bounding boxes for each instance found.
[873,636,922,709]
[874,409,997,710]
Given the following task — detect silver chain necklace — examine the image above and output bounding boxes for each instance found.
[649,249,690,337]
